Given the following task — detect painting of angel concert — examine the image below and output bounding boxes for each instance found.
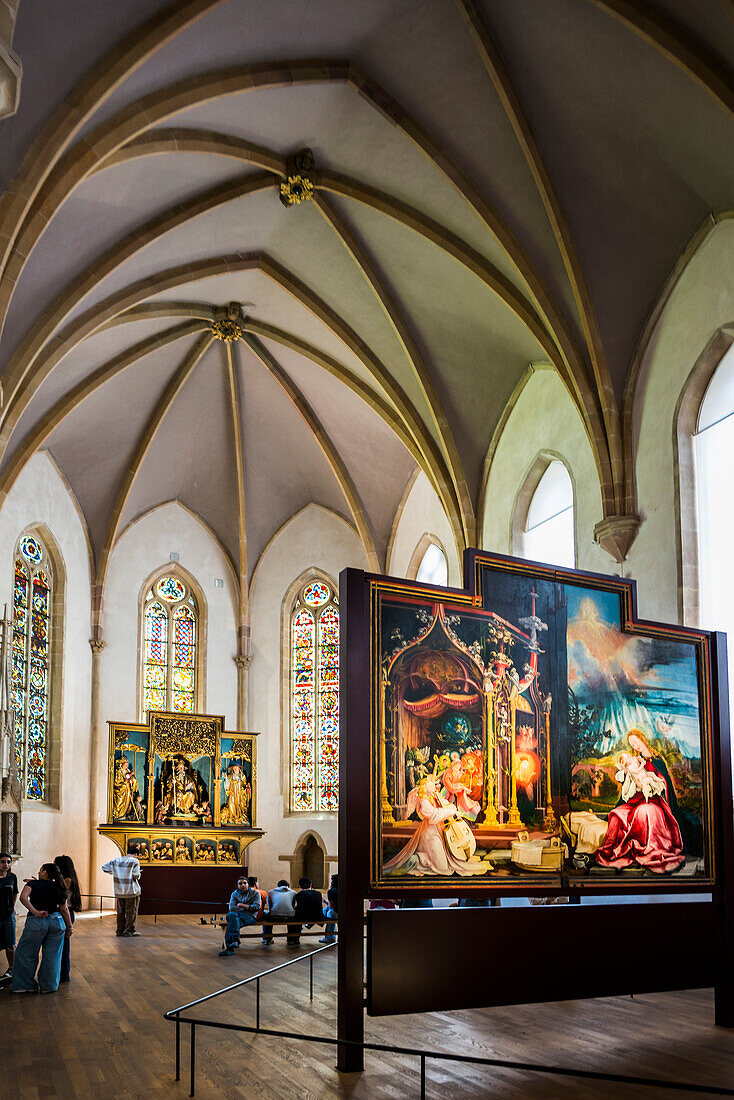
[374,558,712,890]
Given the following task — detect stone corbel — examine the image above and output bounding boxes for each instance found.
[593,515,640,564]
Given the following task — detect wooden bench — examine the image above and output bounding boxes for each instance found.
[217,916,338,945]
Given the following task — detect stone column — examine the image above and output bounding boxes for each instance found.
[233,653,251,729]
[87,639,106,897]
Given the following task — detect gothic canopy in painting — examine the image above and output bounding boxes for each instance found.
[368,554,716,892]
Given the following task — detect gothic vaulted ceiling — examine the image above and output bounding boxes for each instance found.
[1,0,733,624]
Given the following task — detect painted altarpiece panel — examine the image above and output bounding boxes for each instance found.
[371,557,715,892]
[99,710,263,865]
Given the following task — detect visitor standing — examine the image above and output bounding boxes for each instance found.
[12,863,72,993]
[102,843,142,937]
[262,879,298,945]
[0,852,18,981]
[54,855,81,982]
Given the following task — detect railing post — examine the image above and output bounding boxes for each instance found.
[189,1022,195,1097]
[154,900,157,925]
[99,895,102,919]
[310,952,314,1001]
[420,1054,426,1099]
[256,977,260,1030]
[175,1015,180,1081]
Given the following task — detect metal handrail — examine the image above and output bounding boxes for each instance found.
[164,943,734,1099]
[166,1016,734,1099]
[165,941,336,1092]
[79,893,225,924]
[165,941,335,1018]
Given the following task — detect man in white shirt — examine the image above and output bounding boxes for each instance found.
[102,842,142,937]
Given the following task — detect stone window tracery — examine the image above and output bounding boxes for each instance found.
[142,575,199,716]
[11,533,53,801]
[290,579,339,812]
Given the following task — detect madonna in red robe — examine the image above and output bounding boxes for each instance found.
[595,759,685,874]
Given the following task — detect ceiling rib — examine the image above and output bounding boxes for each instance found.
[0,60,354,337]
[0,320,207,508]
[92,129,287,177]
[455,0,623,512]
[242,332,380,571]
[0,0,226,330]
[585,0,734,118]
[0,172,276,418]
[0,61,585,415]
[314,191,474,548]
[0,253,461,545]
[241,318,421,463]
[94,332,215,618]
[54,121,607,494]
[223,339,251,657]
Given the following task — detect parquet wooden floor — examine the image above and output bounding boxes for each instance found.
[2,912,733,1099]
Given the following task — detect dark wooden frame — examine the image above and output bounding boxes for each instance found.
[337,551,734,1071]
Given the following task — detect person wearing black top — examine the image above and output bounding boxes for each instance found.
[292,877,325,945]
[0,852,18,980]
[55,855,81,983]
[12,863,72,994]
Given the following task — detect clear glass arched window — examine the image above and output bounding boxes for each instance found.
[522,460,575,568]
[11,533,53,800]
[416,542,448,586]
[142,575,198,715]
[291,579,339,812]
[696,344,734,642]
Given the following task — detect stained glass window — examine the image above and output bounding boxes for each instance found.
[142,576,198,716]
[291,580,339,811]
[11,536,52,800]
[156,576,186,603]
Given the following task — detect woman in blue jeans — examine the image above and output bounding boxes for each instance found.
[54,854,81,983]
[12,863,72,994]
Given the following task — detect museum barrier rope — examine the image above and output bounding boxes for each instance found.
[80,893,224,924]
[163,941,734,1099]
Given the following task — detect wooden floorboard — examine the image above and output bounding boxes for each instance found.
[2,912,733,1098]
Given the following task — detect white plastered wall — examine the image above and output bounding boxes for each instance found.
[386,471,462,586]
[630,217,734,624]
[480,367,610,575]
[94,502,239,890]
[246,504,368,888]
[0,452,92,888]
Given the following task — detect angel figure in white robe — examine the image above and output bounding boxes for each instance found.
[384,775,488,877]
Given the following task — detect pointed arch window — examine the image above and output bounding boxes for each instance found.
[416,542,448,586]
[522,460,575,568]
[142,575,199,716]
[11,534,53,800]
[696,343,734,648]
[291,579,339,812]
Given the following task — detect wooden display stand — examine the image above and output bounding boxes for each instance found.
[138,864,248,915]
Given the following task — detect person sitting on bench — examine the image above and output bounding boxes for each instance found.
[292,877,326,945]
[262,879,298,945]
[219,875,261,956]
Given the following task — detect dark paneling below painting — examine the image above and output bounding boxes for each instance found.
[138,866,247,914]
[366,903,715,1016]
